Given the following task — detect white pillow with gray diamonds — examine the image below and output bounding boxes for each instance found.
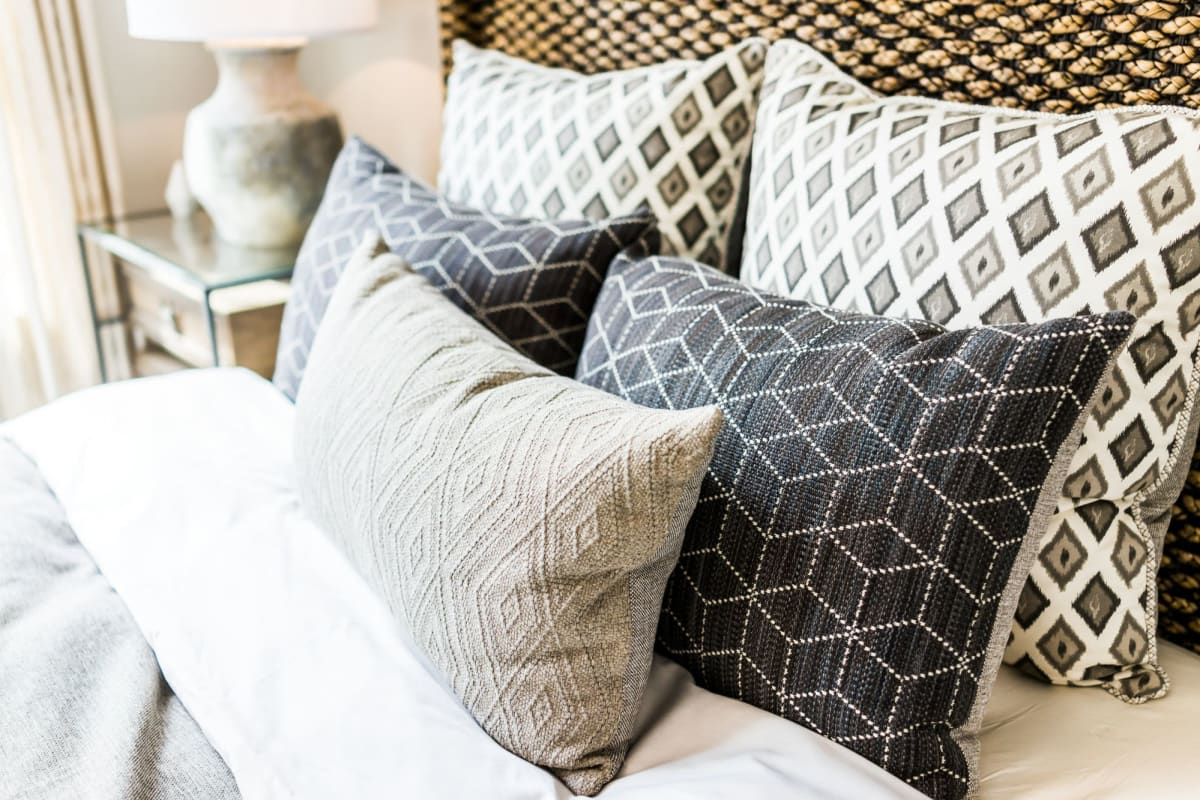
[439,39,767,270]
[742,39,1200,702]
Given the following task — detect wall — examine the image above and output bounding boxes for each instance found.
[90,0,443,215]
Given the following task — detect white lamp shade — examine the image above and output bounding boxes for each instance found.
[126,0,378,42]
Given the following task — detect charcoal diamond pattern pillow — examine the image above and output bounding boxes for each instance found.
[577,254,1132,800]
[741,39,1200,701]
[273,137,656,400]
[438,39,767,270]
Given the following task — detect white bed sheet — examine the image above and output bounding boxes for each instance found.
[4,369,916,800]
[979,640,1199,799]
[5,368,1197,800]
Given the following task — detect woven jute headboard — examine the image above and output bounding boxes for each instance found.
[438,0,1200,112]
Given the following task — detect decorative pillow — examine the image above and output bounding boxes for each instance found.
[741,39,1200,701]
[438,39,767,270]
[293,236,722,796]
[576,253,1132,800]
[273,136,656,400]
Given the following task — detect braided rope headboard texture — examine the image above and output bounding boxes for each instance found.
[436,0,1200,654]
[439,0,1200,112]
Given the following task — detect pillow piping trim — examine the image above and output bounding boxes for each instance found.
[1109,351,1200,704]
[953,317,1136,798]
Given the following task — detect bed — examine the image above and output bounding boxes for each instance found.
[2,368,1197,799]
[5,1,1200,798]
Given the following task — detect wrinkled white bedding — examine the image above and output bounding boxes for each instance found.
[4,369,917,800]
[6,369,1197,800]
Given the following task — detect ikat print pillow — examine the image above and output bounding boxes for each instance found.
[438,38,767,271]
[273,137,656,401]
[577,252,1133,800]
[741,39,1200,701]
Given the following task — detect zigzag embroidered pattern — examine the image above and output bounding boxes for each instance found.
[295,247,722,794]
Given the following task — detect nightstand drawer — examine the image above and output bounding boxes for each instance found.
[120,264,291,377]
[123,266,212,366]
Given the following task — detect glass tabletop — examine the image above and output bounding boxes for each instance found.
[79,210,298,291]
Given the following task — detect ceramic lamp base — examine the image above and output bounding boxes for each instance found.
[184,46,342,249]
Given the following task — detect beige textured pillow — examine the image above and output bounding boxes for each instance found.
[293,235,722,795]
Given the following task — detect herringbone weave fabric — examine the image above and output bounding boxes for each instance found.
[293,237,722,796]
[742,41,1200,700]
[273,137,655,400]
[577,253,1132,799]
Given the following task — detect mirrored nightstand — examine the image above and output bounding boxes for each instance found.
[78,211,298,381]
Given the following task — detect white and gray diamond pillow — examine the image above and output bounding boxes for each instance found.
[438,38,767,270]
[742,39,1200,702]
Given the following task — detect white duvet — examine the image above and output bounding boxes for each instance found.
[4,369,918,800]
[8,369,1198,800]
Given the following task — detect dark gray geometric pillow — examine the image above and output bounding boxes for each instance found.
[273,137,657,400]
[576,254,1133,800]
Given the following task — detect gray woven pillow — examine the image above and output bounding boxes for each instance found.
[293,235,722,795]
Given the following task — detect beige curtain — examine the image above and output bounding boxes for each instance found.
[0,0,123,418]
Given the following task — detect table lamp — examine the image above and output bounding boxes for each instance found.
[125,0,378,248]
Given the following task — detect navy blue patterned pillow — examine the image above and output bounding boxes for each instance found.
[576,253,1133,800]
[274,137,657,400]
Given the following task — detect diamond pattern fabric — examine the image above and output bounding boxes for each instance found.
[273,137,656,400]
[294,237,722,796]
[742,40,1200,700]
[577,253,1132,800]
[437,39,767,270]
